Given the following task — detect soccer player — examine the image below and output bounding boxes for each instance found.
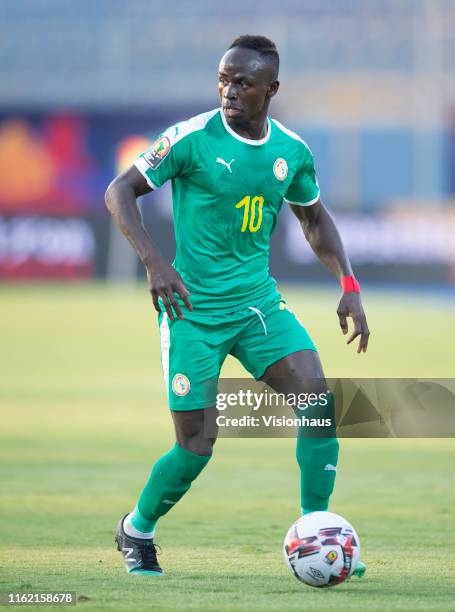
[105,35,369,576]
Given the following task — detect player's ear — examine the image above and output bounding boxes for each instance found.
[268,80,280,98]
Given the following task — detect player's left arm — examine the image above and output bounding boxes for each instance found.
[290,200,370,353]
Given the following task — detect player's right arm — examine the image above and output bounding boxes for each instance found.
[104,165,192,320]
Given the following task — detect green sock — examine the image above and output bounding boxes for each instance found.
[130,443,211,533]
[296,394,339,514]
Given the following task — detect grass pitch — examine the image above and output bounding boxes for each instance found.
[1,284,454,611]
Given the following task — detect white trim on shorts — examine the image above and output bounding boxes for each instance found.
[159,313,170,397]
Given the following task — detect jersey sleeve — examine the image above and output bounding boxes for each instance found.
[284,145,320,206]
[133,125,192,189]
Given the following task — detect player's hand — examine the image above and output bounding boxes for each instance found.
[146,258,193,320]
[336,292,370,353]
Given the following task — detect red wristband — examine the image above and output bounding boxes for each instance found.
[341,275,361,293]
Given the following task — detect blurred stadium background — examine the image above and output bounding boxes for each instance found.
[1,0,455,286]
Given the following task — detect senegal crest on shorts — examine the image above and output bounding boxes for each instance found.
[273,157,288,181]
[172,373,190,396]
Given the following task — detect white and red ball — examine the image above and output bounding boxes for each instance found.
[283,511,360,587]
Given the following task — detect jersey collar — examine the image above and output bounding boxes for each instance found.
[219,109,271,146]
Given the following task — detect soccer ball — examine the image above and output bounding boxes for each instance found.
[283,511,360,587]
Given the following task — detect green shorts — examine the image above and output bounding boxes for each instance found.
[158,294,317,411]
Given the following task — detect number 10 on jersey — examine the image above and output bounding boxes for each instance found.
[235,195,265,233]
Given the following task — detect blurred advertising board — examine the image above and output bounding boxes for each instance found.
[271,204,455,285]
[0,111,171,280]
[0,216,95,279]
[283,206,455,265]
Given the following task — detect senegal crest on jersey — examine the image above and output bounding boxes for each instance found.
[273,157,288,181]
[144,136,171,170]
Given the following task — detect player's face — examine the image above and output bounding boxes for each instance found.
[218,47,279,127]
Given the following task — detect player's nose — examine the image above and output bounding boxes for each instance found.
[225,84,238,99]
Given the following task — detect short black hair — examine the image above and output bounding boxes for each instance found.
[228,35,279,77]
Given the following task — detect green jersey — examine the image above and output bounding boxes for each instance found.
[134,108,319,318]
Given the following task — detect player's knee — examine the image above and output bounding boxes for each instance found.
[174,413,203,438]
[173,408,218,456]
[174,420,216,456]
[180,435,216,456]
